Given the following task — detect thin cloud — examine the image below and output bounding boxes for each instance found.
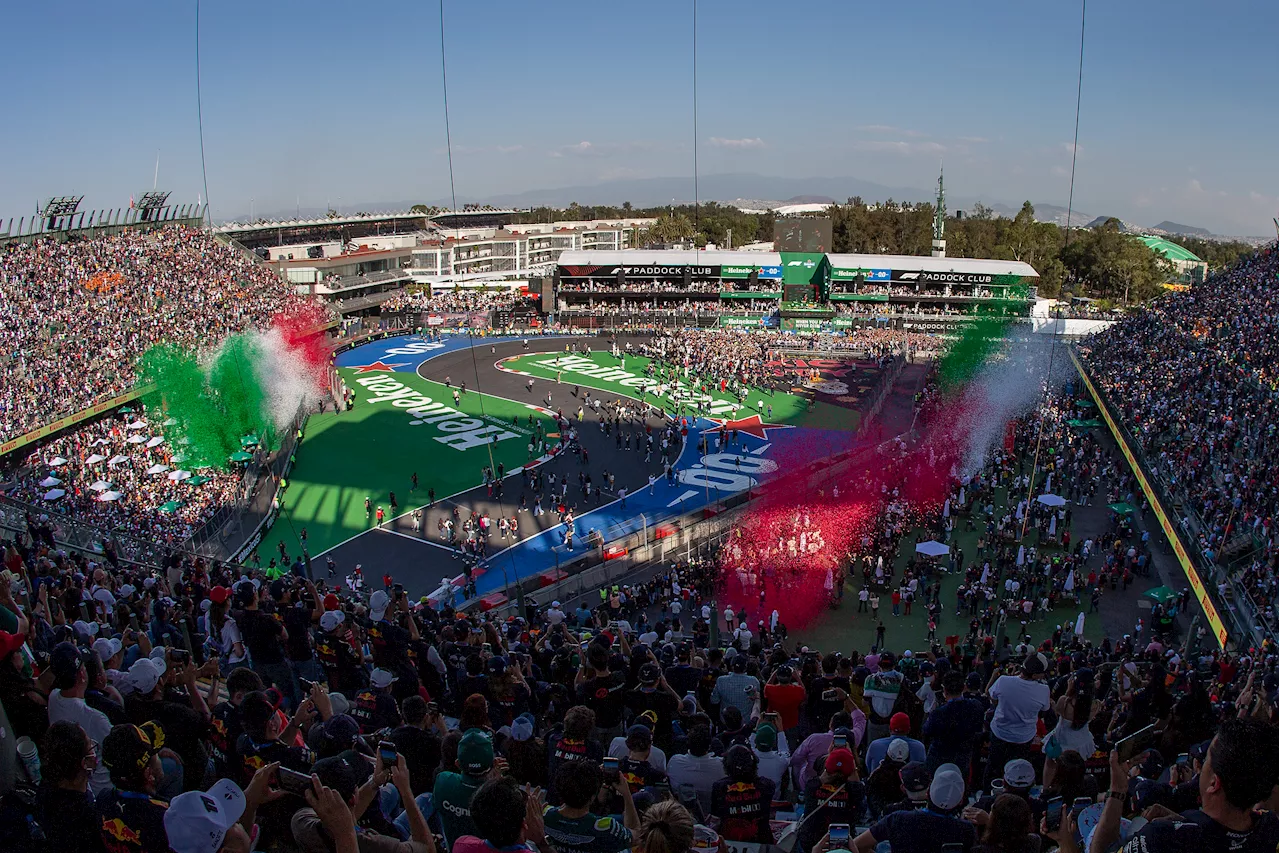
[1061,142,1083,155]
[859,125,926,138]
[957,136,988,143]
[708,137,765,149]
[854,139,945,156]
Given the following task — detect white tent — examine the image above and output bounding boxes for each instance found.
[39,476,62,487]
[91,438,111,447]
[127,420,146,430]
[86,454,107,465]
[107,455,129,467]
[168,470,192,481]
[127,435,147,445]
[98,491,124,502]
[146,464,170,475]
[1037,494,1067,507]
[915,540,950,557]
[1017,544,1026,565]
[43,489,66,501]
[89,480,112,492]
[49,456,68,467]
[145,436,165,449]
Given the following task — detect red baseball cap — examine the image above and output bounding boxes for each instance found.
[825,747,856,777]
[890,712,912,734]
[208,587,232,605]
[323,593,340,611]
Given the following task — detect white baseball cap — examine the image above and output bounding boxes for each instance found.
[72,619,99,638]
[164,779,246,853]
[930,763,966,811]
[369,590,390,621]
[370,668,398,689]
[129,657,166,694]
[92,637,123,663]
[320,610,345,632]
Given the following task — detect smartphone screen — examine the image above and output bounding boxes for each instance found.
[1176,753,1189,766]
[1045,797,1064,831]
[278,767,312,794]
[828,824,850,844]
[1071,796,1092,815]
[378,741,398,766]
[832,735,848,750]
[1116,723,1157,763]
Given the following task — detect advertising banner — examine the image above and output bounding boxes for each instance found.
[718,315,766,328]
[893,270,1027,286]
[830,293,889,302]
[831,267,891,282]
[1,387,151,457]
[721,264,783,280]
[780,253,829,285]
[718,291,782,299]
[780,317,829,331]
[1069,350,1228,647]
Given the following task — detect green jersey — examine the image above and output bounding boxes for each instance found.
[541,808,633,853]
[433,771,484,847]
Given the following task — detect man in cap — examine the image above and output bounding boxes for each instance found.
[314,606,367,696]
[163,766,279,853]
[434,729,494,848]
[47,641,113,795]
[293,751,434,853]
[881,761,932,815]
[923,669,986,776]
[99,722,173,853]
[866,713,926,773]
[124,650,214,792]
[797,746,865,853]
[366,588,422,703]
[236,582,295,708]
[751,723,790,789]
[985,652,1051,787]
[351,668,403,734]
[625,660,680,752]
[854,762,975,853]
[209,667,264,780]
[542,759,638,853]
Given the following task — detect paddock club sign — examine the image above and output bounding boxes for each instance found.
[558,264,782,281]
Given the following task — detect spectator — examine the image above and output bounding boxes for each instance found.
[542,759,638,853]
[853,763,975,853]
[37,720,107,853]
[710,744,776,843]
[986,653,1050,786]
[433,728,494,848]
[666,724,724,815]
[798,746,865,853]
[866,714,926,772]
[924,669,986,776]
[46,641,113,795]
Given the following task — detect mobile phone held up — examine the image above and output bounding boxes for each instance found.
[1045,796,1064,832]
[378,741,398,767]
[602,756,621,781]
[277,767,312,795]
[827,824,850,850]
[1115,724,1157,764]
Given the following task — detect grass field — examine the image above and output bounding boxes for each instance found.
[500,351,860,431]
[255,367,556,562]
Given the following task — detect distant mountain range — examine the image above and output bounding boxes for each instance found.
[236,173,1265,242]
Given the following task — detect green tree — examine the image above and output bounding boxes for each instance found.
[410,204,431,214]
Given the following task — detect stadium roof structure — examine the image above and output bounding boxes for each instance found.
[826,253,1039,277]
[214,210,429,234]
[557,249,783,267]
[1136,235,1203,264]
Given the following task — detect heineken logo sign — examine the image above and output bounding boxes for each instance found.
[352,374,526,451]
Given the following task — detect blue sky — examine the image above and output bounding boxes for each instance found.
[0,0,1275,235]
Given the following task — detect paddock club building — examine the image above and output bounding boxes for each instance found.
[551,250,1040,330]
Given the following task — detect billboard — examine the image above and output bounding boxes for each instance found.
[774,217,833,253]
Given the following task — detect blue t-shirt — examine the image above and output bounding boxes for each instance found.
[870,809,976,853]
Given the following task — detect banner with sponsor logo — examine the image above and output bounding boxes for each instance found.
[425,311,489,329]
[718,315,766,328]
[780,317,829,331]
[719,291,782,299]
[1069,350,1228,648]
[779,252,829,285]
[829,293,889,302]
[893,270,1028,286]
[721,264,783,280]
[831,267,891,282]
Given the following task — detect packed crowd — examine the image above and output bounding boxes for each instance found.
[1081,247,1278,636]
[4,415,245,545]
[380,289,530,314]
[0,521,1274,853]
[0,227,298,441]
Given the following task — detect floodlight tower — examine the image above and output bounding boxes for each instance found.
[931,165,947,258]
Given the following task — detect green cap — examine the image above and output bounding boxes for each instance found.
[754,724,778,752]
[458,728,494,775]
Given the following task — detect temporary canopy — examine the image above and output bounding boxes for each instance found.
[187,475,212,486]
[1108,502,1137,515]
[1036,494,1068,507]
[107,455,129,466]
[39,476,62,487]
[157,501,183,514]
[1142,586,1178,605]
[229,451,254,462]
[167,470,192,481]
[98,491,124,502]
[127,435,147,445]
[89,480,112,492]
[915,540,950,557]
[43,489,66,501]
[49,457,68,467]
[91,438,111,447]
[146,464,170,475]
[163,417,178,427]
[145,436,165,448]
[86,454,107,465]
[127,420,147,430]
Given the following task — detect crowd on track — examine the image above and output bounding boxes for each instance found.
[0,227,297,442]
[1081,246,1278,636]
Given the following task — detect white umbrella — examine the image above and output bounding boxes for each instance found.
[1017,544,1026,566]
[167,470,192,481]
[942,498,951,518]
[86,454,106,465]
[43,489,66,501]
[145,436,164,448]
[127,435,147,445]
[127,420,146,430]
[48,456,68,467]
[39,476,62,487]
[1049,515,1058,536]
[1064,569,1075,592]
[146,464,170,475]
[91,438,111,447]
[107,455,128,467]
[89,480,112,492]
[98,491,124,502]
[1037,494,1067,507]
[1074,611,1085,637]
[915,540,950,557]
[958,486,966,504]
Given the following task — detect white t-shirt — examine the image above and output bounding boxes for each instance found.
[48,691,113,795]
[989,675,1050,744]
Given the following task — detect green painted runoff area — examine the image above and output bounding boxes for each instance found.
[256,368,556,561]
[502,351,857,431]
